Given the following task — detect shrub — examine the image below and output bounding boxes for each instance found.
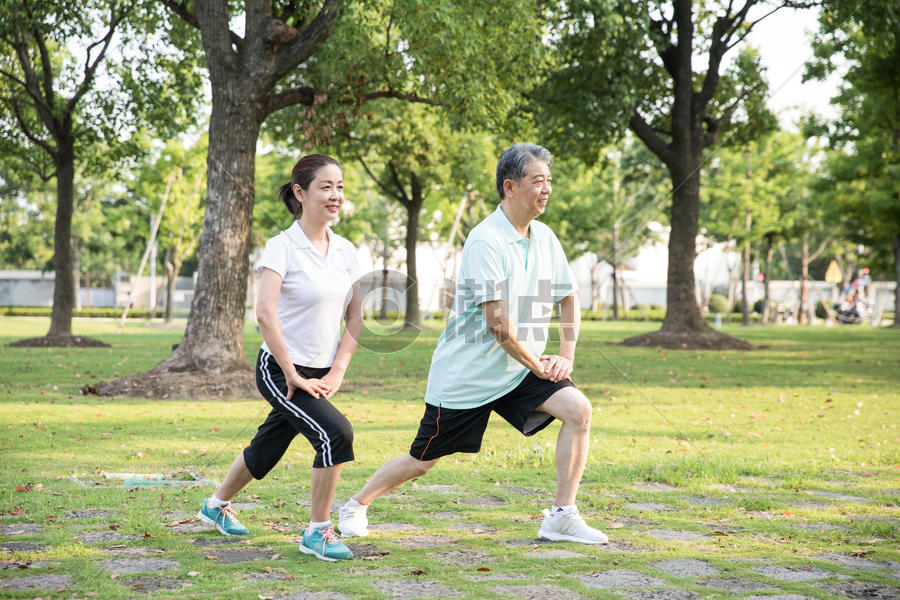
[753,299,766,314]
[707,294,728,314]
[814,301,828,319]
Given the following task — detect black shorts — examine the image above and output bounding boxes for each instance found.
[242,349,354,477]
[408,372,575,461]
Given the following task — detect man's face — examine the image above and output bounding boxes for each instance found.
[507,159,552,218]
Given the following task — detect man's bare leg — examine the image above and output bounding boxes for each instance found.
[338,455,437,537]
[355,455,439,505]
[536,387,592,506]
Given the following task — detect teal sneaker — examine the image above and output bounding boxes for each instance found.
[197,500,249,536]
[299,524,353,562]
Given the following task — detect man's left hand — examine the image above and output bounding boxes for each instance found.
[540,355,573,383]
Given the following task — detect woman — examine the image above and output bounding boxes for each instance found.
[197,154,363,562]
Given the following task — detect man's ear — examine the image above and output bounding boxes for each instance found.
[503,178,514,199]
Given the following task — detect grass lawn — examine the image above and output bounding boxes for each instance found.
[0,316,898,599]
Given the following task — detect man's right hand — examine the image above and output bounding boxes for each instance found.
[285,372,331,400]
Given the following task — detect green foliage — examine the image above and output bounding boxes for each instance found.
[708,293,728,314]
[805,2,900,277]
[0,306,154,318]
[530,1,776,163]
[0,0,204,177]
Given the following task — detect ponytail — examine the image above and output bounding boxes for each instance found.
[280,182,301,217]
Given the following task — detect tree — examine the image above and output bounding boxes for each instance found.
[531,1,808,349]
[0,0,201,345]
[94,0,543,395]
[806,1,900,324]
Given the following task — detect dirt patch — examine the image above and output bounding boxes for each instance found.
[83,365,256,399]
[614,591,700,600]
[492,584,587,599]
[0,523,41,535]
[373,580,464,599]
[102,558,180,574]
[393,534,460,549]
[0,573,73,590]
[461,496,507,507]
[369,522,425,533]
[203,547,277,564]
[345,542,391,560]
[63,509,112,519]
[752,565,836,581]
[652,559,721,577]
[578,570,666,588]
[817,581,900,599]
[192,537,246,547]
[0,542,46,552]
[645,529,710,542]
[620,330,753,351]
[695,577,778,593]
[122,577,190,593]
[9,335,109,348]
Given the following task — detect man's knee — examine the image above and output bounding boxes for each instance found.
[407,455,438,478]
[558,388,592,428]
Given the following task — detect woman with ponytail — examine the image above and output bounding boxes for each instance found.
[198,154,363,562]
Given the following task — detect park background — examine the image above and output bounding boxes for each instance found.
[1,1,899,599]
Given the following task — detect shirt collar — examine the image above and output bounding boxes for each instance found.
[286,220,332,251]
[493,204,531,243]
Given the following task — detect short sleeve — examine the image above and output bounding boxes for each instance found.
[256,234,289,279]
[550,234,578,301]
[459,239,507,307]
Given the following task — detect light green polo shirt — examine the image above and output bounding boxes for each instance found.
[424,205,578,409]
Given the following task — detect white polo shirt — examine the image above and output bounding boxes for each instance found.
[256,221,362,368]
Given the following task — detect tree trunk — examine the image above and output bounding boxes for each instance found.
[894,233,900,328]
[165,246,176,323]
[799,235,810,324]
[762,232,774,323]
[156,105,262,372]
[741,209,751,326]
[661,164,708,333]
[611,222,619,320]
[403,178,424,329]
[47,140,76,338]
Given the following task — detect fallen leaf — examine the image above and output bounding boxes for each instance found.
[258,595,274,600]
[14,486,29,493]
[263,566,272,573]
[477,567,490,572]
[409,568,426,575]
[270,553,281,560]
[187,571,200,577]
[712,530,729,536]
[607,523,625,529]
[205,554,218,560]
[143,532,153,538]
[110,573,119,579]
[7,529,26,536]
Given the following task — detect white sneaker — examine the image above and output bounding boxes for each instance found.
[337,500,369,537]
[538,508,608,544]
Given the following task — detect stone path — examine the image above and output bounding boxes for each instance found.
[0,475,897,599]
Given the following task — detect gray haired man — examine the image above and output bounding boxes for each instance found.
[339,143,606,544]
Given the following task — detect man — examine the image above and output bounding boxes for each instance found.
[339,143,606,544]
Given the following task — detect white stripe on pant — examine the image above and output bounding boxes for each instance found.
[259,350,334,467]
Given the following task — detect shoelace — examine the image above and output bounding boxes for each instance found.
[215,503,238,528]
[315,524,340,548]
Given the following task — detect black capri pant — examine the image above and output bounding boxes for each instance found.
[243,349,354,478]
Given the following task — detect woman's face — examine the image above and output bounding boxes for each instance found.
[296,163,344,223]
